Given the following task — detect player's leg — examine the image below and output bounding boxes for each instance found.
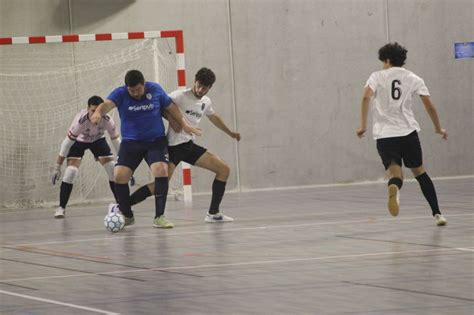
[92,138,118,202]
[56,158,81,218]
[55,141,85,218]
[114,140,144,225]
[148,137,174,228]
[376,137,403,216]
[130,182,154,206]
[129,154,177,206]
[99,156,117,202]
[405,132,447,226]
[193,148,233,223]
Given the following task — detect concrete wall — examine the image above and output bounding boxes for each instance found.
[0,0,472,200]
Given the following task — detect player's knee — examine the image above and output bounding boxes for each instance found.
[63,166,79,184]
[218,163,230,179]
[151,164,168,178]
[411,165,425,177]
[114,166,132,184]
[102,160,115,181]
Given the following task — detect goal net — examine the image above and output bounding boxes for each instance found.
[0,32,187,209]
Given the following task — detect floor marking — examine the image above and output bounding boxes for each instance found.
[344,281,474,302]
[455,247,474,252]
[1,247,472,283]
[1,213,473,249]
[0,282,37,291]
[235,175,474,193]
[0,289,119,314]
[0,257,146,283]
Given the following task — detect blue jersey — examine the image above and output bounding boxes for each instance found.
[107,82,172,141]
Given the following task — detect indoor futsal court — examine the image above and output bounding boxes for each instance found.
[0,177,472,314]
[1,0,473,314]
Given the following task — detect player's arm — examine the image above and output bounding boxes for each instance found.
[52,134,76,184]
[164,102,201,136]
[162,108,182,133]
[90,100,116,125]
[356,86,374,138]
[420,95,447,140]
[105,116,121,155]
[207,113,240,141]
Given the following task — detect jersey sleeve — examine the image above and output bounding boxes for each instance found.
[67,112,85,140]
[107,86,124,108]
[414,77,430,96]
[204,99,215,116]
[168,89,180,102]
[365,72,378,93]
[155,84,173,108]
[104,115,119,138]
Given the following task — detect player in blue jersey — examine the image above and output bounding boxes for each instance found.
[90,70,201,228]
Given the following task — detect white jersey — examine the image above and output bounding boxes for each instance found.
[365,67,430,140]
[167,88,215,146]
[68,109,119,143]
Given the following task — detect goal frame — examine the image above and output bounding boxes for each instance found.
[0,30,193,205]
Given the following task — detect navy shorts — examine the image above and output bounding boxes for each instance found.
[116,137,169,171]
[168,141,207,166]
[376,131,423,170]
[68,137,112,159]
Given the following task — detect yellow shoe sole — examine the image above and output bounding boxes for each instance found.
[388,184,399,217]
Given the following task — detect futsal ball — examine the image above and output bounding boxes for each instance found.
[104,211,125,233]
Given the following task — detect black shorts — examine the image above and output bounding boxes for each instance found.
[68,137,112,159]
[168,141,207,166]
[116,137,169,171]
[376,131,423,170]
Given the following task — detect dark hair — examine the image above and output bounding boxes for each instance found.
[87,95,104,106]
[378,42,408,67]
[125,70,145,87]
[195,67,216,87]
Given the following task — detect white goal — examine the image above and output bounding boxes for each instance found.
[0,31,192,209]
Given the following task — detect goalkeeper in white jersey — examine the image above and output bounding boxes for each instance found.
[51,96,121,218]
[356,42,448,226]
[129,67,241,222]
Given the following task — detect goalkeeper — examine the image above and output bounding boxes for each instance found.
[52,96,121,218]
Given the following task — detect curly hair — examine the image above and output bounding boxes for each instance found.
[378,42,408,67]
[195,67,216,87]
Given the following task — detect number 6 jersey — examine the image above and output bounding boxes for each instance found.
[365,67,430,140]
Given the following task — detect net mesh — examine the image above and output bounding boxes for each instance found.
[0,38,183,209]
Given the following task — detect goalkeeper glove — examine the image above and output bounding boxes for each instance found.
[52,164,62,185]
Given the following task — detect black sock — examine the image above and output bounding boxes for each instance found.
[415,172,441,216]
[154,177,169,218]
[209,179,226,215]
[59,182,73,208]
[388,177,403,190]
[115,183,133,218]
[109,181,118,203]
[130,184,153,206]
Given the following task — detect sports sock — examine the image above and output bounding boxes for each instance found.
[415,172,441,216]
[59,182,73,208]
[154,177,169,218]
[130,185,153,206]
[115,183,133,218]
[388,177,403,190]
[209,179,227,215]
[109,181,118,203]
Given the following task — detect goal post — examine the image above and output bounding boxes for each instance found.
[0,30,193,209]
